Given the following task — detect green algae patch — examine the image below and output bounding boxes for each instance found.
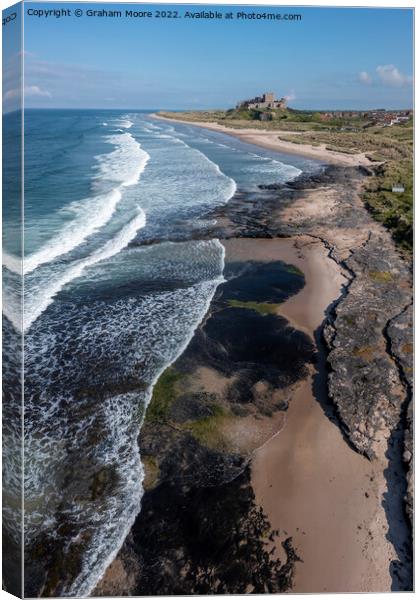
[227,299,280,316]
[342,314,357,326]
[352,345,376,360]
[285,264,305,277]
[185,404,231,450]
[369,270,394,284]
[142,456,160,491]
[145,367,183,424]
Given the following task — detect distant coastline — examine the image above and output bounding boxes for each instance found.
[154,105,413,254]
[153,112,376,167]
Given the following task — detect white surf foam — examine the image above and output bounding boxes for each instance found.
[93,132,148,188]
[20,238,226,597]
[20,208,146,332]
[152,129,237,205]
[116,118,134,129]
[2,252,22,274]
[3,132,149,277]
[64,239,226,597]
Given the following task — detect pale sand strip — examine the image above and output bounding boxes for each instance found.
[153,114,373,167]
[243,236,398,592]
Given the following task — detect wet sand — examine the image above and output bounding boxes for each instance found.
[250,236,399,592]
[153,114,373,167]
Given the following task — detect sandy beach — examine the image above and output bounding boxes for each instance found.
[153,113,373,167]
[216,236,402,591]
[249,236,402,593]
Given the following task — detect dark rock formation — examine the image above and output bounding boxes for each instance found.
[323,233,412,460]
[387,303,413,526]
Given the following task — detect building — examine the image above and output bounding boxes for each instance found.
[392,184,405,193]
[237,92,287,110]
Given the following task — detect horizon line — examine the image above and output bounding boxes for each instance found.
[14,105,415,113]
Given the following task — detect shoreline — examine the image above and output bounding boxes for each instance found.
[95,236,318,596]
[94,140,412,595]
[152,113,375,167]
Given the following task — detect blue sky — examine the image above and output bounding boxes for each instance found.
[6,2,414,110]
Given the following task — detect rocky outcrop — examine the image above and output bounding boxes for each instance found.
[387,303,413,525]
[323,232,412,460]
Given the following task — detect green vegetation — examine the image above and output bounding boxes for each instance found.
[363,159,413,252]
[185,404,231,450]
[285,264,305,277]
[275,122,412,159]
[369,270,394,283]
[227,299,280,316]
[282,122,413,251]
[158,110,228,123]
[144,365,231,451]
[159,108,379,132]
[142,455,160,491]
[144,367,182,424]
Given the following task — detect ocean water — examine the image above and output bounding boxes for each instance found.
[2,109,318,595]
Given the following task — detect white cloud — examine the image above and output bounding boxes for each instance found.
[376,64,412,87]
[284,90,296,102]
[4,88,21,101]
[359,71,372,84]
[4,85,51,101]
[24,85,52,98]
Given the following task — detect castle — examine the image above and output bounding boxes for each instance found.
[237,92,287,110]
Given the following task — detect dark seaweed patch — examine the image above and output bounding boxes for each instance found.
[130,465,300,595]
[221,260,304,305]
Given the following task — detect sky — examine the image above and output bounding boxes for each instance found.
[3,2,414,111]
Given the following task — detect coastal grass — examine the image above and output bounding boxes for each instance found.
[274,123,413,251]
[275,123,412,160]
[159,109,374,132]
[145,367,183,424]
[158,110,227,123]
[363,159,413,252]
[369,270,394,283]
[227,299,280,316]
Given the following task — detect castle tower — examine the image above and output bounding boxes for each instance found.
[263,92,275,103]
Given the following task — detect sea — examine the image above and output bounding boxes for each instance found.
[2,109,319,595]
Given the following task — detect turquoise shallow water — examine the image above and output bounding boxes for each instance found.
[2,109,319,595]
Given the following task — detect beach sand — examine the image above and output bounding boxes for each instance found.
[153,114,373,167]
[248,236,399,593]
